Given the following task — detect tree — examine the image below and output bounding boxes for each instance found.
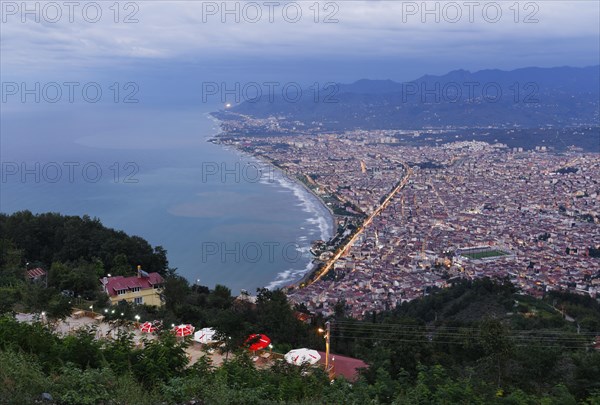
[209,284,233,309]
[61,328,103,369]
[478,318,514,388]
[133,331,188,386]
[48,259,103,300]
[162,275,190,312]
[22,284,55,313]
[0,238,24,285]
[0,287,21,315]
[0,350,51,405]
[0,211,169,275]
[110,253,132,276]
[102,330,136,375]
[52,365,114,405]
[256,288,308,348]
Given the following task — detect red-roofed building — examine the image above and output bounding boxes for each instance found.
[294,311,313,324]
[26,267,47,282]
[101,266,164,307]
[317,351,368,382]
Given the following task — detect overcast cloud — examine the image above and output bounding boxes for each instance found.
[1,1,599,83]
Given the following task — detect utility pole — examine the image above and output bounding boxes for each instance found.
[325,321,331,371]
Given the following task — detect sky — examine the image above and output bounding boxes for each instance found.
[1,0,599,91]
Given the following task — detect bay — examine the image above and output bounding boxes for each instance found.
[0,104,333,294]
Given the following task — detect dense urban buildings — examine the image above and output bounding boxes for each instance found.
[215,127,600,319]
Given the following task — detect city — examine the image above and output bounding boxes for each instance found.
[213,126,600,318]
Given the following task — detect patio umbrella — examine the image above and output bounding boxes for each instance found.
[284,348,321,366]
[194,327,218,344]
[173,324,195,337]
[245,333,271,351]
[140,321,157,333]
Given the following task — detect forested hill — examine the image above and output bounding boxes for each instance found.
[329,278,600,403]
[0,211,168,276]
[0,211,169,302]
[1,212,599,403]
[1,276,600,403]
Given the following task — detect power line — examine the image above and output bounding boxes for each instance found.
[333,333,592,343]
[332,321,599,336]
[332,332,592,344]
[332,327,598,338]
[330,335,592,349]
[330,323,598,347]
[333,325,598,336]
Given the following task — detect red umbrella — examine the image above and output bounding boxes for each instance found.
[173,324,195,337]
[140,321,156,333]
[245,333,271,351]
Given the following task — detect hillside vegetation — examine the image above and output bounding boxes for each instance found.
[0,212,599,404]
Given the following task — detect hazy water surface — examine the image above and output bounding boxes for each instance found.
[0,104,333,293]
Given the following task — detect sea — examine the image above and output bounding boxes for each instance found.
[0,103,334,294]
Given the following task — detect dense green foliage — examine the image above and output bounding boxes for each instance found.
[328,279,600,403]
[1,212,599,404]
[1,279,599,404]
[158,281,322,355]
[0,211,169,304]
[0,210,169,277]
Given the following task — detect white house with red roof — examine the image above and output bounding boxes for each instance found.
[101,265,165,307]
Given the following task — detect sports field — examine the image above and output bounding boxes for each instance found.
[462,249,510,260]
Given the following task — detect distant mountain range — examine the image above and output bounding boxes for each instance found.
[223,66,599,130]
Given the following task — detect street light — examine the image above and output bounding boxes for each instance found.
[318,321,331,371]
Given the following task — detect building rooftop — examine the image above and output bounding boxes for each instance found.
[103,271,164,297]
[26,267,46,279]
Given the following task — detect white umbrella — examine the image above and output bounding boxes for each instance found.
[284,348,321,366]
[193,327,218,344]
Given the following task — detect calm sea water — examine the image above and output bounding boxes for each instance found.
[0,104,333,294]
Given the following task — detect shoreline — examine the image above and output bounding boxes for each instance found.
[206,112,336,230]
[252,153,338,233]
[203,112,226,138]
[208,115,336,289]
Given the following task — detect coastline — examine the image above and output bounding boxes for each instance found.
[293,174,337,230]
[204,112,226,138]
[208,114,336,289]
[248,152,337,233]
